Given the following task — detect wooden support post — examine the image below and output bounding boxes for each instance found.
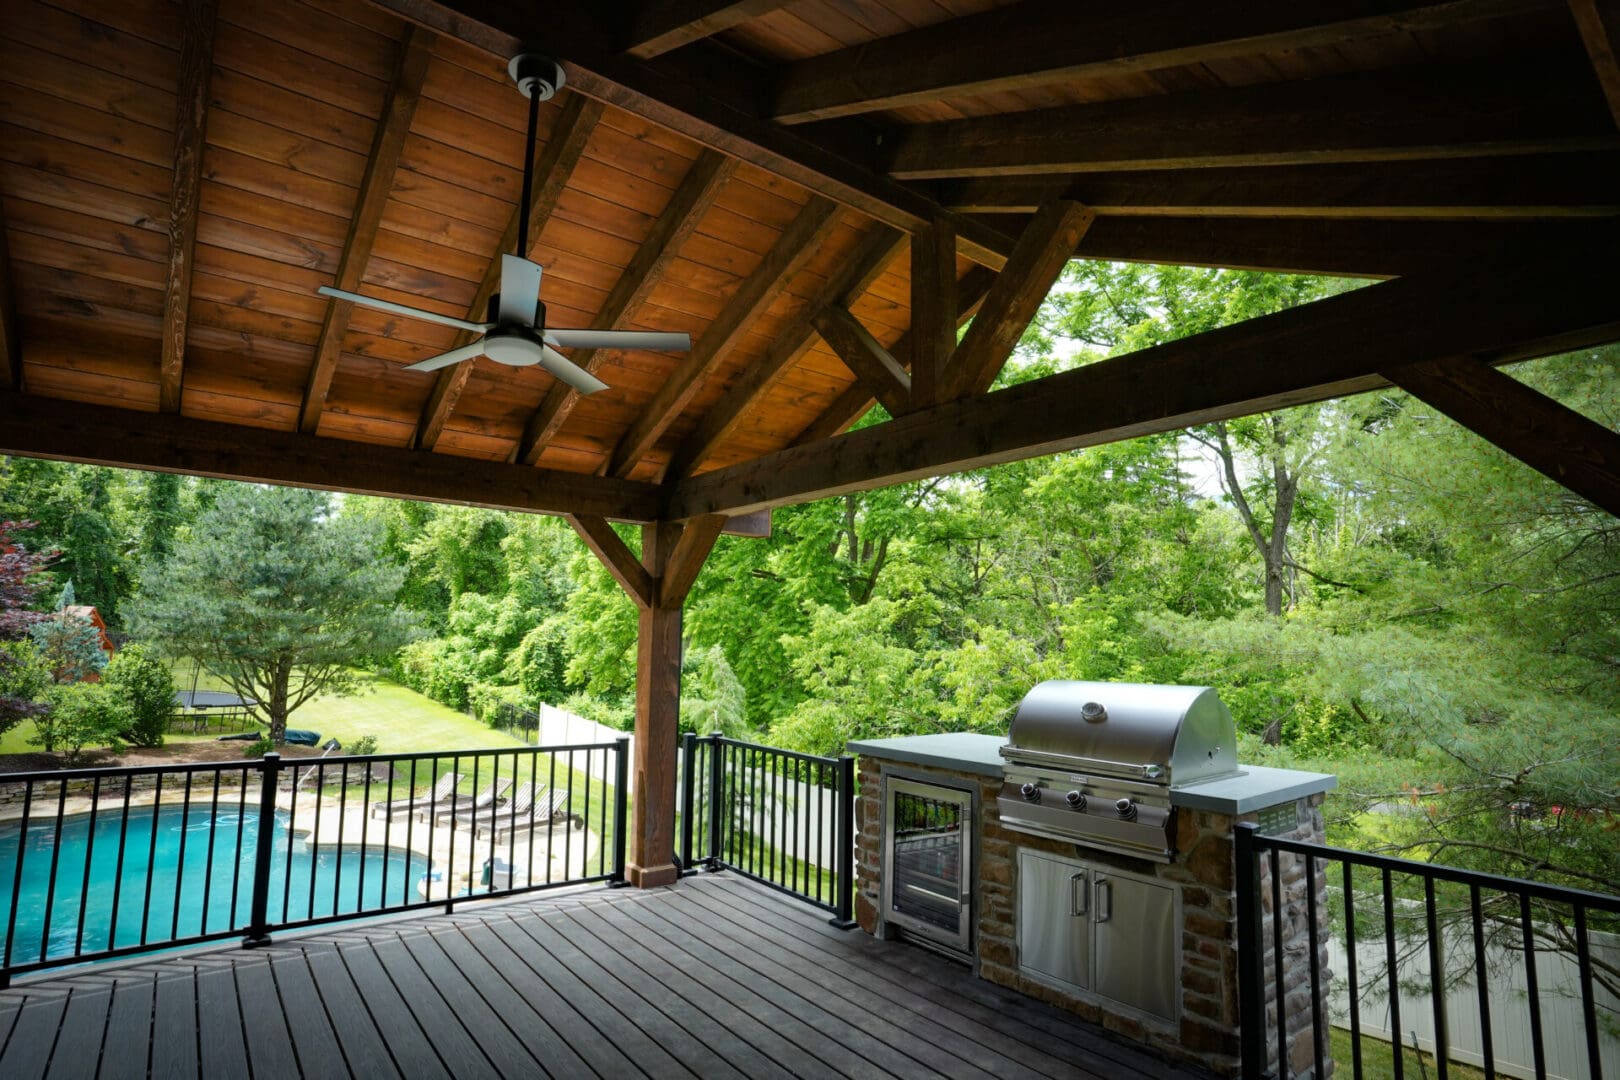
[631,520,684,888]
[158,0,217,414]
[908,220,956,409]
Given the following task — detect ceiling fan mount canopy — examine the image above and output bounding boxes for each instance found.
[508,53,564,101]
[483,327,547,368]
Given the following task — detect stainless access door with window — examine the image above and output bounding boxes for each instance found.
[1017,849,1178,1022]
[882,777,973,954]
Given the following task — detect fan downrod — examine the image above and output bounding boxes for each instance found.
[508,53,564,100]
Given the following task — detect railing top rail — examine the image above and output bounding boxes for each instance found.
[701,733,843,768]
[0,740,631,787]
[1245,825,1620,915]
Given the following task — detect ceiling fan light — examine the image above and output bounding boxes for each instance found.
[484,334,542,367]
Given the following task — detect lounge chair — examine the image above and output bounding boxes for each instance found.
[453,781,542,840]
[423,775,512,825]
[369,771,463,820]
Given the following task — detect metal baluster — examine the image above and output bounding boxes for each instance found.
[1469,884,1494,1080]
[108,775,134,949]
[336,761,351,914]
[1306,853,1324,1079]
[1270,847,1286,1077]
[1343,861,1363,1080]
[283,762,298,922]
[173,772,194,939]
[1520,892,1545,1079]
[307,763,322,921]
[200,770,220,936]
[546,750,557,884]
[243,754,280,947]
[4,780,34,976]
[613,738,629,883]
[564,749,575,881]
[139,772,165,945]
[1575,903,1602,1080]
[358,760,370,909]
[404,759,418,908]
[466,755,481,900]
[707,736,723,870]
[1424,876,1449,1080]
[445,756,460,913]
[230,769,247,929]
[1383,868,1404,1080]
[39,780,68,962]
[1234,824,1265,1080]
[75,777,102,955]
[680,733,696,875]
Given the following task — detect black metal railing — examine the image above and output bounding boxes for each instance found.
[0,739,629,986]
[679,733,856,925]
[1236,823,1620,1080]
[488,701,542,744]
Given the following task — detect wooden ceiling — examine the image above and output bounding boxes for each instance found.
[2,0,1619,521]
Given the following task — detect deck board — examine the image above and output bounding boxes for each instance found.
[0,875,1215,1079]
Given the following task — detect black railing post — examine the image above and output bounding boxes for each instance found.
[679,732,697,875]
[705,733,723,871]
[829,753,857,929]
[242,752,281,948]
[609,735,630,886]
[1235,822,1267,1079]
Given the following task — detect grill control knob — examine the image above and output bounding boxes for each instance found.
[1114,798,1138,821]
[1019,782,1041,803]
[1064,790,1085,810]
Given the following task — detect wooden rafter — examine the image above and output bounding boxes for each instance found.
[886,56,1616,179]
[300,26,436,435]
[945,201,1095,400]
[567,514,655,606]
[1571,0,1620,128]
[773,0,1560,123]
[811,307,912,417]
[669,231,1620,517]
[368,0,1017,269]
[659,513,727,605]
[793,266,996,445]
[606,197,841,479]
[626,0,796,59]
[158,0,218,414]
[415,94,605,451]
[931,154,1620,218]
[1384,355,1620,515]
[908,220,956,409]
[0,198,18,392]
[513,150,735,467]
[666,225,904,479]
[2,394,662,521]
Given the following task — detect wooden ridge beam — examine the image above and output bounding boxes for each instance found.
[514,150,735,467]
[301,26,435,435]
[567,514,655,606]
[158,0,218,413]
[811,307,912,417]
[666,225,904,479]
[908,220,955,409]
[792,266,996,445]
[886,55,1617,179]
[931,154,1620,218]
[668,229,1620,517]
[606,197,841,479]
[658,513,726,606]
[1384,355,1620,515]
[1571,0,1620,128]
[774,0,1557,124]
[416,94,605,451]
[945,201,1094,400]
[0,199,18,392]
[626,0,796,59]
[1,394,663,521]
[367,0,1017,269]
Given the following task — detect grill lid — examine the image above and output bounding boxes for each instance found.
[1003,680,1239,787]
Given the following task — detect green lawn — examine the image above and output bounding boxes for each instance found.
[1331,1025,1487,1080]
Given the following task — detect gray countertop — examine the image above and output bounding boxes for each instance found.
[846,732,1336,814]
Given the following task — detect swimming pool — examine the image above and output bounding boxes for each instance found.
[0,801,430,967]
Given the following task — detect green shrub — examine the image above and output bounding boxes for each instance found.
[242,734,274,759]
[559,691,633,732]
[468,680,526,724]
[347,734,379,756]
[35,682,128,761]
[102,644,177,747]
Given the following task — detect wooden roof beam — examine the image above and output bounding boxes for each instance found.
[811,307,912,417]
[792,266,996,445]
[886,56,1617,179]
[1384,354,1620,514]
[945,201,1095,400]
[567,514,655,606]
[626,0,797,59]
[606,197,841,479]
[666,225,904,479]
[2,394,663,521]
[658,513,727,606]
[158,0,218,414]
[368,0,1017,269]
[514,150,735,467]
[668,227,1620,517]
[1571,0,1620,128]
[930,154,1620,218]
[301,26,435,435]
[415,94,605,451]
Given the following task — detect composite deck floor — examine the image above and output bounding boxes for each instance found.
[0,873,1211,1079]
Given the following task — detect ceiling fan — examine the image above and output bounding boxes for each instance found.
[316,54,690,395]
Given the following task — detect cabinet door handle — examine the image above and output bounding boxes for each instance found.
[1070,872,1087,917]
[1095,879,1112,923]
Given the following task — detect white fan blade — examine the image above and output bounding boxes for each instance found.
[539,344,610,395]
[404,342,487,372]
[544,329,691,351]
[497,254,543,327]
[319,286,494,334]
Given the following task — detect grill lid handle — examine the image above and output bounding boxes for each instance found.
[1080,701,1107,723]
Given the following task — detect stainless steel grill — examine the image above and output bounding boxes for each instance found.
[997,680,1240,861]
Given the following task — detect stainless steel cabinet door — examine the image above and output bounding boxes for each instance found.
[1091,872,1177,1020]
[1016,850,1089,991]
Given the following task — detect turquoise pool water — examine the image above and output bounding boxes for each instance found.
[0,802,430,967]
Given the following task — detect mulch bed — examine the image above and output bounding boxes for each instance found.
[0,741,333,774]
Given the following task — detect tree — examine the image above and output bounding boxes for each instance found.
[102,643,177,747]
[128,486,417,744]
[30,610,108,683]
[0,520,52,733]
[139,472,185,562]
[35,681,127,760]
